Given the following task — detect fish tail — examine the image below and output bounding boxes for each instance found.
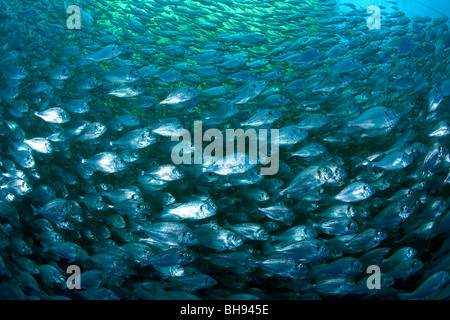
[306,218,317,228]
[261,242,276,255]
[397,292,410,300]
[31,205,40,216]
[223,219,232,229]
[270,189,284,202]
[41,243,49,252]
[128,220,141,233]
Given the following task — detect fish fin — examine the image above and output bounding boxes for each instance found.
[128,220,141,233]
[431,250,446,261]
[397,292,410,300]
[306,219,317,228]
[223,219,232,229]
[261,242,276,255]
[270,189,284,202]
[31,205,40,216]
[270,235,280,243]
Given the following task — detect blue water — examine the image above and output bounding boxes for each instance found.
[0,0,449,300]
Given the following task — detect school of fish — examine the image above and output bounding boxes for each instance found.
[0,0,450,300]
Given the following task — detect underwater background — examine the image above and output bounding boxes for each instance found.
[0,0,449,300]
